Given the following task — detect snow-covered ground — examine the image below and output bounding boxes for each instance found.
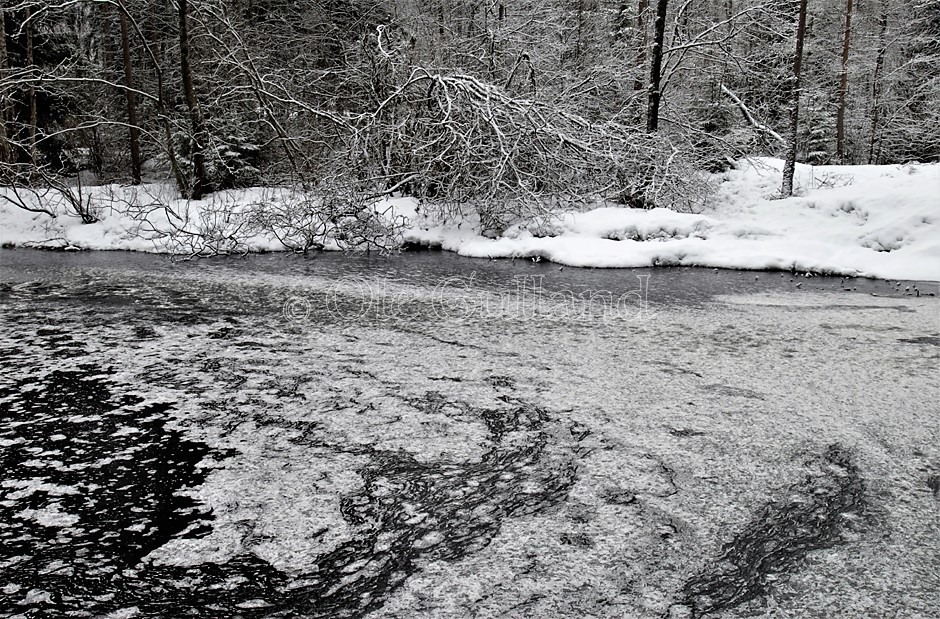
[407,158,940,282]
[0,184,343,255]
[1,158,937,281]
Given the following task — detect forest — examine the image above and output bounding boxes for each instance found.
[0,0,937,248]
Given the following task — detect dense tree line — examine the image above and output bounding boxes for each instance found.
[0,0,936,227]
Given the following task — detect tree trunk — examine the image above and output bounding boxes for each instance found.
[781,0,808,198]
[118,0,141,184]
[25,7,37,169]
[100,3,112,70]
[645,0,667,132]
[835,0,853,163]
[178,0,210,199]
[868,0,888,164]
[0,6,10,166]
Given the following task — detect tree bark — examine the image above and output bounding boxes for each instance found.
[781,0,808,198]
[645,0,667,132]
[178,0,210,199]
[835,0,853,163]
[0,6,10,166]
[25,7,37,169]
[118,0,141,184]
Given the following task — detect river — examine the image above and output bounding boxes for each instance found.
[0,249,937,618]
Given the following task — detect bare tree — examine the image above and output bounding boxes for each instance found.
[781,0,808,197]
[646,0,667,132]
[118,0,141,183]
[25,6,37,169]
[178,0,210,198]
[835,0,853,162]
[0,4,10,168]
[868,0,889,164]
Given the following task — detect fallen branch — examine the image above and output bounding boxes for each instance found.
[720,84,786,146]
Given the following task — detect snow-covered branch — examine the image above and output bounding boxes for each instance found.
[720,84,787,146]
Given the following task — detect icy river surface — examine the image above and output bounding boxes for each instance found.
[0,249,937,618]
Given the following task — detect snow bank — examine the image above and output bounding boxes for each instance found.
[0,184,286,253]
[0,184,411,255]
[1,159,937,280]
[407,158,940,281]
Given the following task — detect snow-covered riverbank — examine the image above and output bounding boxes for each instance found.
[407,158,940,282]
[1,158,937,281]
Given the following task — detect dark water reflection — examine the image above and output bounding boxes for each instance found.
[1,248,930,308]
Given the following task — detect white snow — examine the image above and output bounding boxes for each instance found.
[2,479,81,500]
[21,589,53,605]
[1,158,937,280]
[15,504,80,527]
[235,599,273,609]
[102,607,141,619]
[406,159,940,281]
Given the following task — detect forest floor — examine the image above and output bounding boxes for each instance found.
[1,158,937,281]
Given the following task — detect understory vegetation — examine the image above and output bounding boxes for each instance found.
[0,0,937,252]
